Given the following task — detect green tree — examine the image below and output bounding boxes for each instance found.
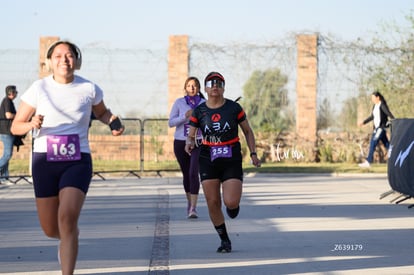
[349,12,414,118]
[317,98,335,130]
[322,11,414,128]
[242,68,290,133]
[338,96,359,131]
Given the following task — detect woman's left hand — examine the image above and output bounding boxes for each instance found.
[251,155,261,167]
[111,127,124,136]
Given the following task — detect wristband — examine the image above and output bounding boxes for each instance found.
[109,117,122,131]
[250,152,257,158]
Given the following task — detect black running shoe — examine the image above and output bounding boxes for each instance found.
[226,206,240,219]
[217,240,232,253]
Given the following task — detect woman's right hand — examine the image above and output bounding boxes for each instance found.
[31,114,44,130]
[185,109,193,119]
[184,142,194,156]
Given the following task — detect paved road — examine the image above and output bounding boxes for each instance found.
[1,173,414,275]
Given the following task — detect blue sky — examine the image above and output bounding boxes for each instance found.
[1,0,412,49]
[1,0,412,117]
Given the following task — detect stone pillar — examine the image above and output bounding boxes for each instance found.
[296,34,318,144]
[167,35,189,158]
[167,35,189,112]
[39,36,60,79]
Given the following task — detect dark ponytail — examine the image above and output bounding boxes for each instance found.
[372,90,388,106]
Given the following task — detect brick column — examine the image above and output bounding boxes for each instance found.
[167,35,189,158]
[167,35,189,113]
[39,36,60,79]
[296,34,318,144]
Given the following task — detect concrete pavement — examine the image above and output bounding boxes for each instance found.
[1,173,414,274]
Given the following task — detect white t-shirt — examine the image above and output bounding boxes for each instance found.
[373,102,381,128]
[21,75,103,153]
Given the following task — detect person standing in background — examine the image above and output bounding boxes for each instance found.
[11,40,124,275]
[169,76,205,218]
[0,85,18,184]
[358,90,395,168]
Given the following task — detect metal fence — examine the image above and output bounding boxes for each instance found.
[82,117,179,179]
[3,118,180,183]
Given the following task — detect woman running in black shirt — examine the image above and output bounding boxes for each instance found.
[185,72,260,253]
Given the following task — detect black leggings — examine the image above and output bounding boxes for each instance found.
[32,152,92,198]
[174,139,200,194]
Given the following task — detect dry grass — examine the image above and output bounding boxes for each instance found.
[9,158,387,177]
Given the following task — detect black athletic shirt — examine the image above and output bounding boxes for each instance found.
[189,99,246,160]
[0,97,16,135]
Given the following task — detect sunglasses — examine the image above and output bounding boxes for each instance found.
[205,79,225,88]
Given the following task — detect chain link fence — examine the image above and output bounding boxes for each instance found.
[1,32,408,178]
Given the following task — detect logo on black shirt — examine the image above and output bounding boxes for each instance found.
[211,113,221,122]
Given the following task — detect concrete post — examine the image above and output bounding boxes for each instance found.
[167,35,189,159]
[296,34,318,144]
